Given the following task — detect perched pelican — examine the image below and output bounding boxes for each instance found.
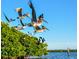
[42,38,45,43]
[16,8,30,19]
[37,38,41,45]
[37,37,45,45]
[39,37,45,43]
[3,13,15,22]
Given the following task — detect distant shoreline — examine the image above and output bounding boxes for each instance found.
[47,49,77,52]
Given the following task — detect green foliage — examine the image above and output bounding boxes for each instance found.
[1,22,48,58]
[1,22,26,57]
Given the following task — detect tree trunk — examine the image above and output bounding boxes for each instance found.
[8,57,17,59]
[17,56,24,59]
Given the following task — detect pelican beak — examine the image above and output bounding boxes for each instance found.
[42,26,49,30]
[46,28,49,30]
[43,19,48,23]
[26,13,30,17]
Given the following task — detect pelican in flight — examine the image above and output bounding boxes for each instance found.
[16,8,30,19]
[14,26,24,30]
[28,1,48,27]
[34,25,48,33]
[3,13,15,22]
[14,20,27,30]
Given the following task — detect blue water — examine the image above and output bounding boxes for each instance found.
[27,52,77,59]
[40,52,77,59]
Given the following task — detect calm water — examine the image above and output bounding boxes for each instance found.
[27,52,77,59]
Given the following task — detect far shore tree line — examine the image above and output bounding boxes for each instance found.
[48,49,77,52]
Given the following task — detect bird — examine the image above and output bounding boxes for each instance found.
[34,25,48,33]
[39,37,45,43]
[28,0,37,22]
[41,38,45,43]
[67,48,70,56]
[13,22,26,30]
[42,25,49,30]
[37,38,41,45]
[14,26,24,30]
[28,1,48,27]
[16,8,30,19]
[3,12,15,22]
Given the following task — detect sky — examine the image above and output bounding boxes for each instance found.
[1,0,77,50]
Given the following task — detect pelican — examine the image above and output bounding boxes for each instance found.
[34,26,48,33]
[37,38,41,45]
[42,38,45,43]
[16,8,30,19]
[28,1,48,27]
[14,26,24,30]
[37,37,45,45]
[14,21,27,30]
[3,13,15,22]
[67,48,70,56]
[39,37,45,43]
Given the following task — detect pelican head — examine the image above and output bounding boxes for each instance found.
[39,13,44,18]
[16,8,22,12]
[42,26,48,30]
[38,13,44,20]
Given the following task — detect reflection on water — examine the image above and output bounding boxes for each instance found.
[24,52,77,59]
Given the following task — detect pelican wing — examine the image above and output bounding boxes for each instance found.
[20,19,25,26]
[28,1,37,22]
[3,13,9,22]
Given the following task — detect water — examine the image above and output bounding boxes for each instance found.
[26,52,77,59]
[41,52,77,59]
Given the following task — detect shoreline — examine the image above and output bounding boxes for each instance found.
[47,49,77,52]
